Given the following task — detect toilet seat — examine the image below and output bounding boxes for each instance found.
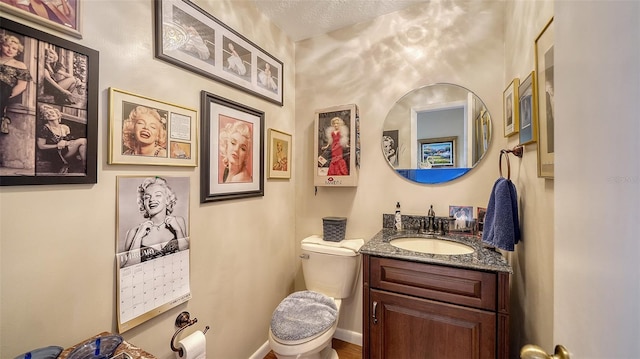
[270,291,338,345]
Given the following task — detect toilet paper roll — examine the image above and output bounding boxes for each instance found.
[176,330,206,359]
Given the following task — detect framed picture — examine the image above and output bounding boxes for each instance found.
[518,71,538,145]
[535,17,554,179]
[108,88,198,167]
[448,205,473,232]
[503,78,519,137]
[116,175,192,332]
[477,207,487,233]
[0,0,81,38]
[382,129,399,168]
[314,104,360,187]
[200,91,264,202]
[154,0,284,106]
[0,17,98,186]
[267,128,291,179]
[418,136,456,168]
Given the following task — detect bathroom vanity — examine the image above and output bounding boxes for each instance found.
[361,228,512,359]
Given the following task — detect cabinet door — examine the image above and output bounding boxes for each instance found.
[370,289,496,359]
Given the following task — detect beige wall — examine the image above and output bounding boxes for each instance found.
[1,0,562,358]
[1,1,297,358]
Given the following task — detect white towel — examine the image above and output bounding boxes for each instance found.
[303,235,364,252]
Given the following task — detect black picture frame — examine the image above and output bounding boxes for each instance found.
[154,0,284,106]
[200,91,264,202]
[0,17,98,186]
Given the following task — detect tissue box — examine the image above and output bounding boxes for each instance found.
[322,217,347,242]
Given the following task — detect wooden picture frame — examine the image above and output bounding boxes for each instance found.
[503,78,519,137]
[0,0,81,38]
[108,88,198,167]
[267,128,291,179]
[154,0,284,106]
[200,91,264,202]
[0,18,98,186]
[418,136,456,168]
[518,71,538,145]
[535,17,555,179]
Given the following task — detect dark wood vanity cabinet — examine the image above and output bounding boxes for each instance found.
[363,255,510,359]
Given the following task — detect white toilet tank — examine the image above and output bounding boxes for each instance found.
[300,236,364,299]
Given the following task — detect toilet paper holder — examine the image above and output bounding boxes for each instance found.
[170,311,209,357]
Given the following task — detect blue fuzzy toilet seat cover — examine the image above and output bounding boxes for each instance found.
[271,290,338,342]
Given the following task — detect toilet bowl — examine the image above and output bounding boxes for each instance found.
[268,293,342,359]
[268,236,363,359]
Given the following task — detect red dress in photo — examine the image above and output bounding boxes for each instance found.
[328,130,348,175]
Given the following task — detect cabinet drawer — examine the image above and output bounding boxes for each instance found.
[369,256,497,310]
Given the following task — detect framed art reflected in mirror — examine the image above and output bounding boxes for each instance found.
[418,136,456,168]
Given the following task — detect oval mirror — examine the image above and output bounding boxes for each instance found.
[382,83,492,184]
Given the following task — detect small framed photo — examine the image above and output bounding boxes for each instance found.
[518,71,538,145]
[267,128,291,179]
[154,0,283,106]
[418,136,456,168]
[108,88,198,167]
[535,17,555,179]
[448,205,473,232]
[477,207,487,233]
[0,18,98,186]
[0,0,82,38]
[503,78,519,137]
[200,91,264,202]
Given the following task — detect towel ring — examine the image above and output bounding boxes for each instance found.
[499,145,524,179]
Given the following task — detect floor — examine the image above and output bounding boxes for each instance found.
[263,339,362,359]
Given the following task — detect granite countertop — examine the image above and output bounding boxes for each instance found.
[57,332,156,359]
[360,228,512,273]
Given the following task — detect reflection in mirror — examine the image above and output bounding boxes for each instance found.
[382,83,492,184]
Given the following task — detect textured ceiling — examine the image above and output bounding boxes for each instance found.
[250,0,424,41]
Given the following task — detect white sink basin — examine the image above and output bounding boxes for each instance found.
[390,237,474,255]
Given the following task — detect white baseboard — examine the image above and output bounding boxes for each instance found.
[248,340,272,359]
[333,328,362,346]
[248,328,362,359]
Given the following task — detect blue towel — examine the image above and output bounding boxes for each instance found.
[482,177,521,251]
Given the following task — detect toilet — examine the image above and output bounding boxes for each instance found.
[268,235,364,359]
